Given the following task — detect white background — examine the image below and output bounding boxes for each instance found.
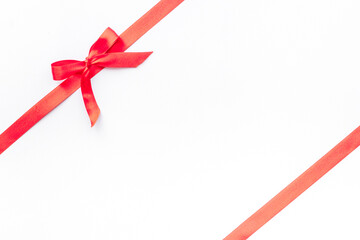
[0,0,360,239]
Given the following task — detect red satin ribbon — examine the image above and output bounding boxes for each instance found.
[0,0,184,154]
[224,126,360,240]
[1,0,359,239]
[51,27,152,126]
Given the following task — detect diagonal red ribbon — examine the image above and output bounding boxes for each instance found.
[0,0,184,155]
[51,27,152,126]
[1,1,357,239]
[224,126,360,240]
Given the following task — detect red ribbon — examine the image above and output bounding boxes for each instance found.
[1,1,359,239]
[224,126,360,240]
[51,27,152,126]
[0,0,184,154]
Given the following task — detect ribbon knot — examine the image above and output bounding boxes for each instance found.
[51,27,152,126]
[84,57,91,68]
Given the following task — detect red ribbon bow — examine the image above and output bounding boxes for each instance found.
[51,27,152,126]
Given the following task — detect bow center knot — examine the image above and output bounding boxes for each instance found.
[84,56,92,68]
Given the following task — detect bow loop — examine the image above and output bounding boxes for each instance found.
[88,27,119,58]
[90,52,153,68]
[51,27,152,126]
[51,60,85,80]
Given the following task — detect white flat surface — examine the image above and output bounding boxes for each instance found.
[0,0,360,239]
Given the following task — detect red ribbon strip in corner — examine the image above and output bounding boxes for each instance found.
[0,0,184,155]
[224,125,360,240]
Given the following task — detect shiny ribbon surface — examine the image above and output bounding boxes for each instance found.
[51,27,152,126]
[0,0,359,239]
[0,0,184,154]
[224,126,360,240]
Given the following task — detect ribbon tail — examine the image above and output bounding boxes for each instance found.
[81,70,101,127]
